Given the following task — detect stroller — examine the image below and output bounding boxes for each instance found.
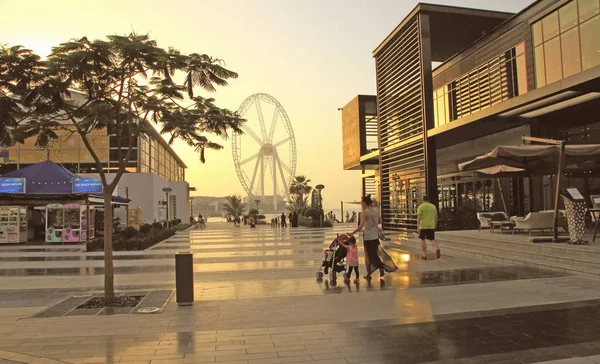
[316,234,353,285]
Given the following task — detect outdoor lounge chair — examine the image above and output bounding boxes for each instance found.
[477,212,509,231]
[512,211,563,235]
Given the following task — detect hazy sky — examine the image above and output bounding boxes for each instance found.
[1,0,535,208]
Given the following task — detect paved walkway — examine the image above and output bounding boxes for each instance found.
[0,223,600,363]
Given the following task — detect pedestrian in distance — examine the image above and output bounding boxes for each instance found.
[281,212,287,228]
[417,195,441,260]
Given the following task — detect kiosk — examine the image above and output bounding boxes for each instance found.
[0,206,27,244]
[62,204,95,243]
[46,203,64,243]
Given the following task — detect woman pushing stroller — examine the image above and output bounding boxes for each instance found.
[348,195,397,281]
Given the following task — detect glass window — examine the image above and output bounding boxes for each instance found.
[438,94,446,126]
[87,149,109,162]
[21,137,40,149]
[579,0,600,22]
[516,54,528,95]
[543,11,560,41]
[433,96,439,126]
[533,21,543,46]
[580,15,600,70]
[544,37,563,84]
[515,43,525,56]
[561,27,582,77]
[51,149,79,163]
[58,135,79,149]
[19,150,46,163]
[560,1,579,31]
[534,45,547,87]
[86,135,109,148]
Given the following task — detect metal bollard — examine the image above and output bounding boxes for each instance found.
[175,252,194,305]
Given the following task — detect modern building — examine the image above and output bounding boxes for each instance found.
[0,93,191,224]
[342,0,600,231]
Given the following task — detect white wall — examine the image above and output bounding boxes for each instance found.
[80,173,190,224]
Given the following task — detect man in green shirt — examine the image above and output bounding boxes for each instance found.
[417,195,441,260]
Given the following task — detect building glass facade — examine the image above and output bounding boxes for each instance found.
[533,0,600,87]
[434,42,528,127]
[0,127,185,182]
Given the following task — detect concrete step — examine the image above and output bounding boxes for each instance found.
[431,233,600,271]
[394,238,600,278]
[440,231,600,260]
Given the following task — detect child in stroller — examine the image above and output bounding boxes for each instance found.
[316,234,352,284]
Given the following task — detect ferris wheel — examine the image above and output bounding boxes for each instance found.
[232,94,296,210]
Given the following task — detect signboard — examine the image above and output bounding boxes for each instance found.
[72,178,103,194]
[128,207,142,230]
[567,188,584,201]
[0,178,26,193]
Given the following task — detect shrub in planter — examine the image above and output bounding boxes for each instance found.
[130,237,145,250]
[152,222,163,230]
[163,221,169,228]
[86,237,104,252]
[298,217,313,228]
[305,208,320,220]
[113,239,126,251]
[140,223,152,234]
[170,219,178,226]
[322,220,333,228]
[121,226,138,239]
[176,218,182,225]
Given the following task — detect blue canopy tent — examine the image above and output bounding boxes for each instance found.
[0,161,130,205]
[2,161,74,194]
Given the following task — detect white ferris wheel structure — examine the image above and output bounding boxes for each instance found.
[232,93,297,210]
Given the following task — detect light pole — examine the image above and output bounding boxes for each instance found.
[255,199,260,212]
[315,184,324,227]
[190,197,194,221]
[163,187,172,227]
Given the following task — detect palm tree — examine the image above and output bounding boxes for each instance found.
[223,195,246,226]
[287,195,309,215]
[289,175,312,199]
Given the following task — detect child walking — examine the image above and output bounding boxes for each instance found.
[337,236,360,284]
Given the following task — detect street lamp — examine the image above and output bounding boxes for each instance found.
[315,184,324,227]
[254,199,260,212]
[190,197,194,219]
[163,187,172,227]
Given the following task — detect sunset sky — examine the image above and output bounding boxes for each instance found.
[1,0,534,208]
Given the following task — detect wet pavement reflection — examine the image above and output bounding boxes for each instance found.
[2,224,599,364]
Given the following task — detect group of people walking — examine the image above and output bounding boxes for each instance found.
[336,194,441,283]
[271,212,298,228]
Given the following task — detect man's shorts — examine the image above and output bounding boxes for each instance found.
[418,229,435,240]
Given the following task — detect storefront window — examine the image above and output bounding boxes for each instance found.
[560,1,579,31]
[544,37,563,84]
[580,15,600,70]
[534,45,546,87]
[533,0,600,87]
[533,21,543,46]
[542,11,560,41]
[579,0,600,22]
[561,27,582,77]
